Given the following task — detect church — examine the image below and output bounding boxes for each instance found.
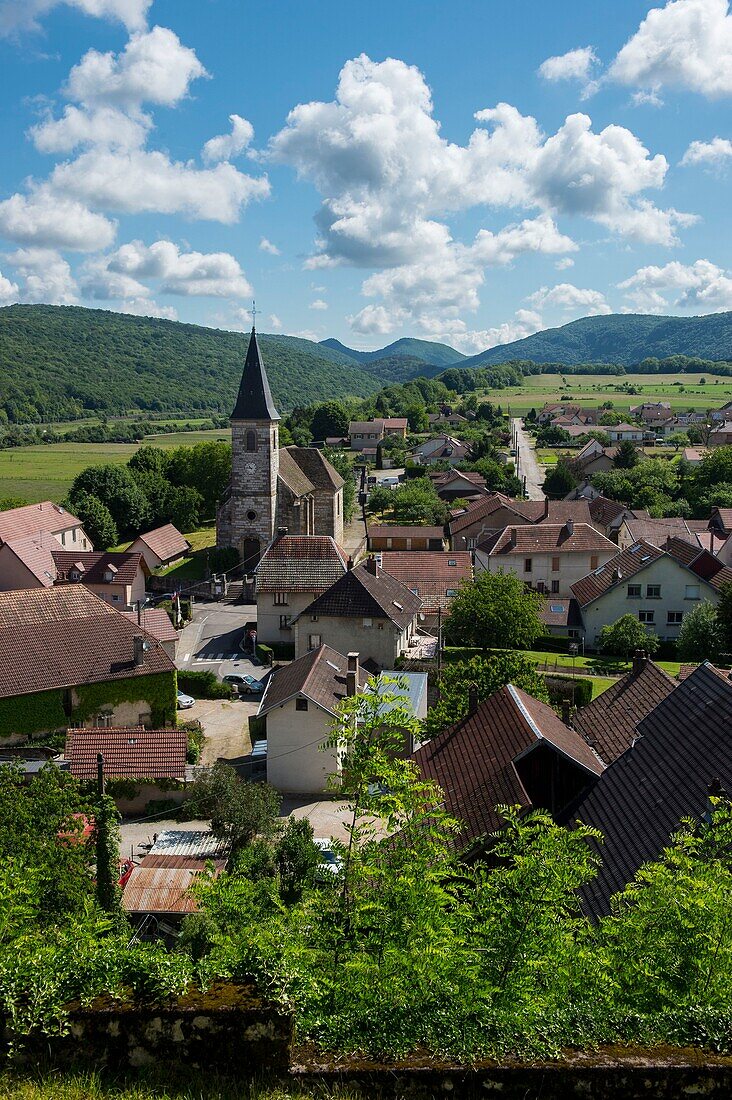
[216,326,345,565]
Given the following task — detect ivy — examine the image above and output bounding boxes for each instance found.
[74,672,177,728]
[0,690,68,740]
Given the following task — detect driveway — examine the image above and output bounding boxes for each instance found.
[183,697,259,764]
[177,598,261,682]
[511,417,545,500]
[279,794,358,842]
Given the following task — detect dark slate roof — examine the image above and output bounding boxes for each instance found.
[231,327,280,421]
[294,562,422,631]
[286,446,345,491]
[255,534,347,593]
[562,662,732,917]
[258,644,368,716]
[572,659,677,764]
[413,684,604,850]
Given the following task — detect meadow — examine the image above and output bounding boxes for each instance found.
[494,372,732,415]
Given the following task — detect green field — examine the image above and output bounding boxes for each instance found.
[0,1071,362,1100]
[0,429,232,504]
[494,372,732,415]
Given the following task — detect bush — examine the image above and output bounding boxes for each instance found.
[545,675,593,709]
[176,670,232,700]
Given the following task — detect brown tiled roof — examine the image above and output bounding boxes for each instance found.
[571,540,664,606]
[294,562,422,630]
[349,420,383,434]
[383,417,408,428]
[379,551,472,613]
[572,659,677,764]
[665,537,732,592]
[480,522,617,557]
[255,534,347,594]
[122,866,208,914]
[368,525,445,540]
[413,684,603,849]
[448,493,523,535]
[710,508,732,533]
[563,662,732,917]
[588,495,627,528]
[539,597,582,629]
[286,446,344,490]
[0,500,83,545]
[621,514,701,548]
[121,607,179,643]
[430,470,486,487]
[0,586,175,699]
[53,550,147,587]
[1,536,57,585]
[258,644,368,716]
[131,524,190,564]
[278,448,315,497]
[65,727,187,780]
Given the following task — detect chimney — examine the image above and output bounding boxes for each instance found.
[365,555,379,577]
[510,528,517,548]
[346,555,354,571]
[565,518,574,537]
[276,526,288,538]
[468,682,479,715]
[561,699,571,725]
[346,652,359,697]
[544,496,549,519]
[632,649,647,676]
[133,636,144,667]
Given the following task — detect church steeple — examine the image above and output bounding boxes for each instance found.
[231,326,280,421]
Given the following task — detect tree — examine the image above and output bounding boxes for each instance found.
[67,491,118,549]
[443,571,544,651]
[323,447,356,522]
[128,445,170,476]
[188,761,280,859]
[94,791,122,920]
[614,440,640,469]
[166,440,232,517]
[69,464,149,537]
[536,425,572,447]
[597,614,659,659]
[310,400,350,441]
[390,479,446,525]
[275,817,321,904]
[677,601,723,663]
[422,652,550,738]
[543,458,577,498]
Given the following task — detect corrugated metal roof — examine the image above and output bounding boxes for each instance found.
[147,828,230,862]
[122,865,205,914]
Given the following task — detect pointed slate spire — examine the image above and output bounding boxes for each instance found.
[231,326,280,421]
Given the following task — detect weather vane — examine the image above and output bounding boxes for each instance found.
[251,299,257,329]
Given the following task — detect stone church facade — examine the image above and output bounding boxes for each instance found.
[216,328,344,565]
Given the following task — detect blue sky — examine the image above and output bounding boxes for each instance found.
[0,0,730,351]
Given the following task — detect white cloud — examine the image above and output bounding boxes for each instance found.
[0,0,151,37]
[268,313,282,329]
[618,258,732,312]
[30,105,152,153]
[609,0,732,99]
[101,238,253,298]
[555,257,574,270]
[116,297,177,320]
[528,282,612,316]
[538,46,599,95]
[259,237,280,255]
[0,190,115,250]
[202,115,254,164]
[7,247,78,303]
[0,270,20,304]
[681,136,732,167]
[630,89,664,107]
[66,26,206,108]
[309,298,328,310]
[49,148,270,222]
[430,310,546,354]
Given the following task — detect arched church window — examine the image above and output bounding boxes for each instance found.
[246,430,257,452]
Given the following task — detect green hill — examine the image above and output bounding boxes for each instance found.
[320,336,466,369]
[459,312,732,368]
[0,305,381,424]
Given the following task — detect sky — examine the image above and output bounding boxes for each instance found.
[0,0,731,352]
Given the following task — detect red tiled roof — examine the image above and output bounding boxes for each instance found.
[383,417,408,428]
[65,726,187,780]
[665,537,732,592]
[572,659,677,764]
[1,536,57,585]
[571,540,664,606]
[539,597,582,629]
[480,522,617,556]
[258,644,368,716]
[121,607,179,643]
[53,550,148,587]
[368,525,445,540]
[448,493,522,535]
[380,551,472,612]
[430,470,486,486]
[711,508,732,533]
[0,501,83,545]
[588,495,627,528]
[131,524,190,564]
[255,534,347,593]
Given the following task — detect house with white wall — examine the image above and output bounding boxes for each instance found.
[254,531,347,648]
[475,521,618,598]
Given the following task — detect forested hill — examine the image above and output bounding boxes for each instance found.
[460,311,732,368]
[0,305,382,423]
[320,336,466,368]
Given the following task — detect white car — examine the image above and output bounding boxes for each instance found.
[176,689,195,709]
[314,837,342,878]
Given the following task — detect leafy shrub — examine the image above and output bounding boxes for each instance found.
[177,670,232,700]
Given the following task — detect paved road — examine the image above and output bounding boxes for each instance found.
[511,417,545,500]
[177,598,259,682]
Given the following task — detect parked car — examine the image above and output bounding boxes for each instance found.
[176,690,195,709]
[314,838,342,879]
[222,673,265,694]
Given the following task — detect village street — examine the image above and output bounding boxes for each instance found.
[511,417,545,500]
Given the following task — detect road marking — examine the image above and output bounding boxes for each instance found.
[183,653,190,661]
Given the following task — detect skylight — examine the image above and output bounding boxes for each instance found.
[550,604,565,613]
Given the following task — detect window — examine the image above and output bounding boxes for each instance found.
[524,558,532,573]
[685,584,701,600]
[246,430,257,453]
[97,712,113,728]
[61,531,66,546]
[551,580,560,594]
[111,594,121,603]
[446,588,457,597]
[551,556,560,572]
[627,584,641,598]
[279,615,291,630]
[308,634,321,650]
[295,698,308,711]
[646,585,661,599]
[274,591,288,606]
[310,614,319,622]
[638,609,655,623]
[590,555,599,570]
[246,509,257,522]
[667,611,683,625]
[62,688,73,718]
[362,617,373,628]
[377,622,384,630]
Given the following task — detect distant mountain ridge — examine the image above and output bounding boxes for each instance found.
[320,336,466,369]
[459,312,732,368]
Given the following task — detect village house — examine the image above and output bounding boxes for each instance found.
[0,500,92,552]
[475,521,618,597]
[258,645,427,793]
[428,411,468,429]
[562,662,732,917]
[123,830,229,931]
[606,423,645,443]
[129,524,191,572]
[538,597,584,640]
[0,587,177,741]
[410,435,472,466]
[617,511,704,551]
[413,683,604,855]
[448,493,595,550]
[291,558,422,669]
[569,439,621,478]
[550,408,598,428]
[708,421,732,447]
[0,541,149,607]
[537,403,582,425]
[121,607,180,660]
[711,400,732,421]
[428,469,488,502]
[681,447,705,464]
[629,402,673,429]
[65,725,189,813]
[349,419,384,450]
[254,531,347,648]
[379,551,473,628]
[367,525,445,552]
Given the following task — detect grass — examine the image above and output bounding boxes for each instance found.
[156,525,217,581]
[489,372,732,416]
[0,1071,365,1100]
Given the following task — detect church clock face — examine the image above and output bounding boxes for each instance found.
[244,461,256,474]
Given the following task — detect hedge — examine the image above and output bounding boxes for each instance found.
[177,670,232,700]
[544,674,593,709]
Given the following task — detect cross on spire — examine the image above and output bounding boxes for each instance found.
[250,299,257,331]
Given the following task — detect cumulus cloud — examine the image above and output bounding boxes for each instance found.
[555,257,574,270]
[618,258,732,312]
[0,270,20,304]
[66,26,207,108]
[268,313,282,329]
[0,0,151,37]
[609,0,732,99]
[681,137,732,167]
[538,46,599,94]
[116,297,177,320]
[98,239,253,298]
[0,190,115,250]
[202,115,254,164]
[30,105,152,154]
[309,298,328,310]
[259,237,280,255]
[430,310,546,354]
[528,282,612,316]
[6,247,78,303]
